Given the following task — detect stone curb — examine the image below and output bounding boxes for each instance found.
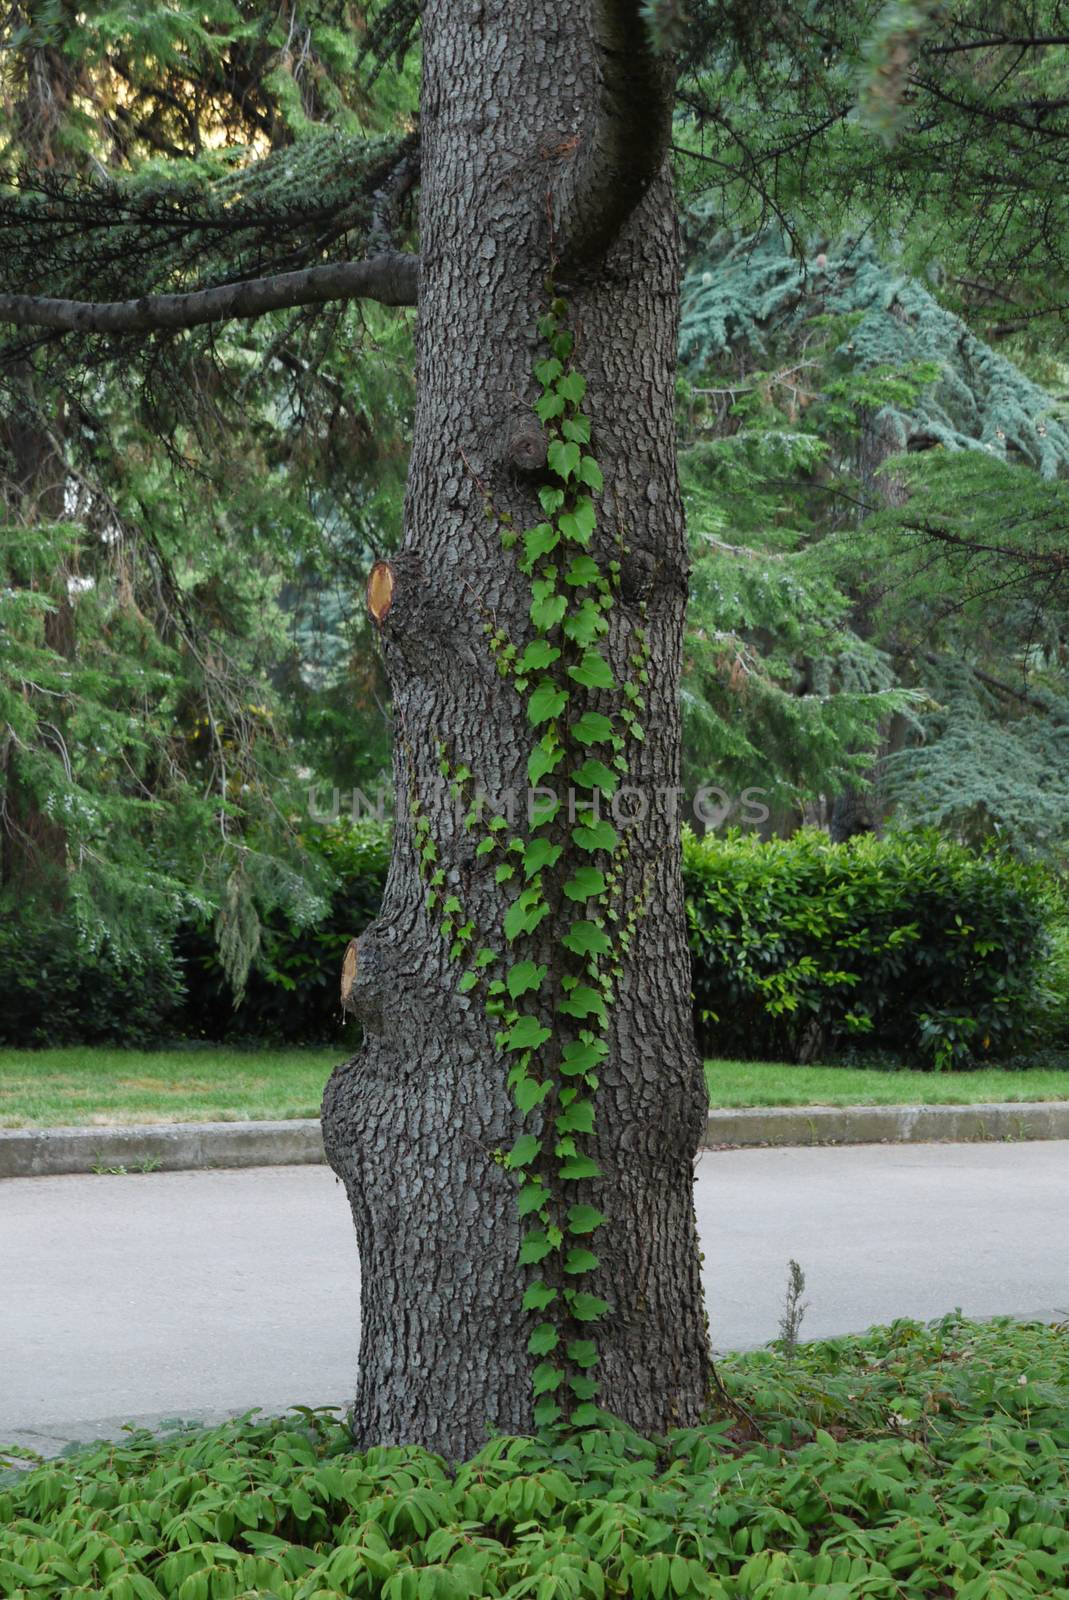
[2,1100,1068,1178]
[702,1100,1069,1149]
[0,1119,324,1179]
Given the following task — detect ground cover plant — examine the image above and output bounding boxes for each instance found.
[2,1315,1066,1599]
[6,1051,1069,1130]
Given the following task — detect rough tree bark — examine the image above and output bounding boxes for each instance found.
[321,0,710,1460]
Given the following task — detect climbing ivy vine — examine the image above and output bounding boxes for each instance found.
[409,290,651,1428]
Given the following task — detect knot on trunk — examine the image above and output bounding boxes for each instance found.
[620,545,690,608]
[366,553,431,645]
[506,422,547,477]
[339,927,388,1032]
[367,562,395,624]
[340,938,360,1012]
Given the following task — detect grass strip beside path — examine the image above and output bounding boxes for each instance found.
[2,1047,1069,1128]
[704,1057,1069,1107]
[0,1047,337,1128]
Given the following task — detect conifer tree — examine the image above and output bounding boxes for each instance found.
[676,231,1069,854]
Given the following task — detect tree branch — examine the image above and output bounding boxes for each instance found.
[0,252,418,335]
[553,0,675,267]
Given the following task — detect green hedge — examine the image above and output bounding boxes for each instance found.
[685,828,1061,1068]
[4,823,1064,1062]
[0,912,185,1048]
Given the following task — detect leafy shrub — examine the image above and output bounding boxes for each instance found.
[3,1316,1067,1600]
[684,828,1059,1068]
[1044,919,1069,1047]
[0,908,184,1048]
[176,818,391,1045]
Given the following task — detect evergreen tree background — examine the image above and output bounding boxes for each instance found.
[2,0,1068,1040]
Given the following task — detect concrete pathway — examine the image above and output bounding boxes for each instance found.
[2,1142,1066,1454]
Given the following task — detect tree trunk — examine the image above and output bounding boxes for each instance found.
[322,0,710,1460]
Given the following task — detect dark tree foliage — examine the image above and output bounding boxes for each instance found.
[674,0,1069,328]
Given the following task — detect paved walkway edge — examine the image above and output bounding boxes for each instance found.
[2,1100,1069,1177]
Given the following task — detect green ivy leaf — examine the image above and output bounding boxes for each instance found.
[576,456,604,491]
[571,1403,600,1427]
[567,1339,599,1368]
[567,1204,607,1235]
[518,640,561,673]
[530,592,567,632]
[569,1374,599,1400]
[523,1280,557,1312]
[519,1229,554,1265]
[561,1038,608,1076]
[564,1247,600,1274]
[567,1291,610,1321]
[572,817,619,853]
[524,523,560,566]
[506,1134,541,1169]
[528,793,561,831]
[504,887,547,941]
[556,1098,595,1135]
[573,497,597,538]
[528,1322,559,1356]
[563,866,607,902]
[559,1155,602,1181]
[559,988,607,1025]
[561,416,591,444]
[528,680,568,726]
[532,1362,565,1395]
[562,919,612,958]
[551,329,574,360]
[495,863,515,884]
[563,600,607,647]
[564,555,600,587]
[556,371,587,405]
[572,758,618,796]
[523,839,561,880]
[458,971,479,994]
[475,947,497,968]
[567,650,615,690]
[515,1077,552,1114]
[572,711,614,746]
[507,1015,551,1052]
[533,1398,562,1426]
[534,357,563,386]
[547,439,581,482]
[475,836,496,857]
[507,961,547,999]
[527,741,564,787]
[535,391,565,423]
[538,486,566,515]
[517,1181,549,1217]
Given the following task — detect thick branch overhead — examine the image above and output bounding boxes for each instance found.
[554,0,675,267]
[0,252,418,334]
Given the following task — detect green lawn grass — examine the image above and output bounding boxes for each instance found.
[2,1046,1068,1128]
[704,1056,1069,1107]
[0,1046,339,1128]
